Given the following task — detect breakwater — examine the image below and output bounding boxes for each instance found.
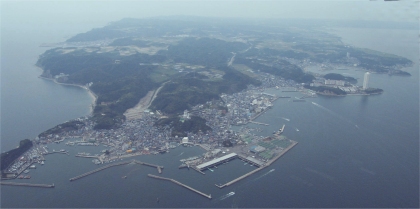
[0,181,55,188]
[148,174,212,199]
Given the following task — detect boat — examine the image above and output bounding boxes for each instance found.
[244,162,248,165]
[208,168,214,172]
[24,170,29,174]
[122,176,127,179]
[228,192,235,195]
[60,149,65,152]
[40,161,44,165]
[18,175,24,179]
[29,165,36,169]
[295,128,299,132]
[270,169,275,172]
[24,175,31,179]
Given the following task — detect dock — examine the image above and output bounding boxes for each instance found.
[44,151,69,155]
[133,160,164,174]
[148,174,212,199]
[249,121,269,126]
[69,160,164,181]
[69,161,131,181]
[216,140,298,189]
[0,181,55,188]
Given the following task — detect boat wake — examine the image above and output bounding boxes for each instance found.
[311,102,358,127]
[254,169,275,181]
[281,117,290,121]
[220,191,235,200]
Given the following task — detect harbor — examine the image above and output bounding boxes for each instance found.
[148,174,212,199]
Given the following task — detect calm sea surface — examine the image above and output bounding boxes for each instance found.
[1,26,418,208]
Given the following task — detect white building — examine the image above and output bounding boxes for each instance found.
[363,72,370,90]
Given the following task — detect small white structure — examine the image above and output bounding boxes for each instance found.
[182,137,189,144]
[363,72,370,90]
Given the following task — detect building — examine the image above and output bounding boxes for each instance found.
[249,145,266,153]
[363,72,370,90]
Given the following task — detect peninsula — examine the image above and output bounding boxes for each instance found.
[1,17,413,190]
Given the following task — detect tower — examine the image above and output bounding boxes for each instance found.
[363,72,370,90]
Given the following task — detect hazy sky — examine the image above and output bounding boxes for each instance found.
[2,0,418,27]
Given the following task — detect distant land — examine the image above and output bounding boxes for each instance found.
[35,17,412,131]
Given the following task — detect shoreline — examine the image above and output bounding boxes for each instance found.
[38,74,98,114]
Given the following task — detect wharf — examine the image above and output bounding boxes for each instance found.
[249,121,269,126]
[133,160,164,174]
[148,174,212,199]
[216,140,298,189]
[44,151,69,155]
[0,181,55,188]
[69,161,131,181]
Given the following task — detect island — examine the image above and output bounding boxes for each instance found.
[1,17,413,192]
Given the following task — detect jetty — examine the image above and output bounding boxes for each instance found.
[148,174,212,199]
[133,160,163,174]
[249,121,269,126]
[216,140,298,189]
[0,181,55,188]
[70,161,130,181]
[69,160,164,181]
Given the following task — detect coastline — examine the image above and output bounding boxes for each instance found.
[37,74,97,114]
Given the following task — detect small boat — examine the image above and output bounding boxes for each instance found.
[122,176,127,179]
[24,170,29,174]
[24,175,31,179]
[208,168,214,172]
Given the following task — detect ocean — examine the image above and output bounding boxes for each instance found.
[1,25,418,208]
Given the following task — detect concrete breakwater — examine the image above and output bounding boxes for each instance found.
[69,160,164,181]
[148,174,212,199]
[0,181,55,188]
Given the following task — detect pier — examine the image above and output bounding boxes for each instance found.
[196,153,237,171]
[249,121,269,126]
[0,181,55,188]
[216,140,298,189]
[69,161,131,181]
[148,174,212,199]
[44,151,69,155]
[133,160,164,174]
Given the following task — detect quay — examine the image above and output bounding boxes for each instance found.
[216,140,298,189]
[148,174,212,199]
[249,121,269,126]
[0,181,55,188]
[44,151,69,155]
[196,153,237,171]
[133,160,164,174]
[69,161,131,181]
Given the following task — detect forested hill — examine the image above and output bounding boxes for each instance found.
[37,18,413,129]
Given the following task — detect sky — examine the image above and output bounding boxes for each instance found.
[2,0,418,28]
[1,0,418,43]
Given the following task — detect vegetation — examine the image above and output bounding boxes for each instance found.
[155,116,212,137]
[1,139,33,172]
[304,85,347,95]
[150,68,261,114]
[39,120,85,138]
[162,37,248,67]
[324,73,357,83]
[234,57,314,83]
[364,88,383,94]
